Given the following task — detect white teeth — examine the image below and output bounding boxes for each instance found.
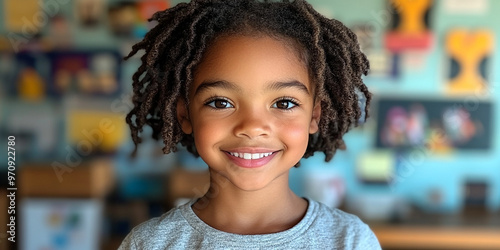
[229,151,274,160]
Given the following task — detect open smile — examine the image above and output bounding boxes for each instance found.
[223,149,280,168]
[227,152,275,160]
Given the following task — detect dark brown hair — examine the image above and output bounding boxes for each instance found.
[125,0,371,163]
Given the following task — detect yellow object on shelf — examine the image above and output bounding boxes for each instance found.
[67,111,126,153]
[18,68,45,101]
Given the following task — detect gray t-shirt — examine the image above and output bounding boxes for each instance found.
[118,199,381,249]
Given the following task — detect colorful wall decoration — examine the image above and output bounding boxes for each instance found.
[385,0,434,52]
[375,97,492,152]
[445,29,494,94]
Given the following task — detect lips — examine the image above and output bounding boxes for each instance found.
[223,149,279,168]
[227,152,274,160]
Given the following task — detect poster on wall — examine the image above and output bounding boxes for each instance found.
[357,151,395,184]
[49,50,122,97]
[445,29,494,94]
[363,50,400,78]
[21,199,102,250]
[107,1,170,38]
[66,110,127,154]
[352,24,400,79]
[3,0,40,33]
[375,97,492,153]
[4,52,51,101]
[76,0,106,28]
[5,50,122,98]
[384,0,434,52]
[443,0,489,15]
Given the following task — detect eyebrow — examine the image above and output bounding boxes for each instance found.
[194,80,242,96]
[266,80,310,95]
[194,79,310,96]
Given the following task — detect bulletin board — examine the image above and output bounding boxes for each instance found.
[375,97,493,151]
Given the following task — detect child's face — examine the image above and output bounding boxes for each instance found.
[177,35,321,191]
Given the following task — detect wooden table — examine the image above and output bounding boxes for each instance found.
[369,212,500,249]
[372,225,500,249]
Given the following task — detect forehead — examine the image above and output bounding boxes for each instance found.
[192,35,311,94]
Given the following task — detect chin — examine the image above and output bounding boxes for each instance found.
[232,173,288,192]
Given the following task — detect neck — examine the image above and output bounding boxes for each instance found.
[192,170,308,235]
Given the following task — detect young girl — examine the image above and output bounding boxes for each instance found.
[119,0,381,249]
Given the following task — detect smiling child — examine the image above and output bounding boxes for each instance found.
[119,0,381,249]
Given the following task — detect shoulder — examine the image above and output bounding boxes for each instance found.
[312,200,365,229]
[118,203,196,250]
[307,200,381,249]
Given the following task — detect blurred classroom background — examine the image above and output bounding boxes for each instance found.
[1,0,499,249]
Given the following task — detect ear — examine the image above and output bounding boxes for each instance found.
[309,101,321,134]
[176,98,193,134]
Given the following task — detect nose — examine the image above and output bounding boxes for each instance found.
[233,107,271,139]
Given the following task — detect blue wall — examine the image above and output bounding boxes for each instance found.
[170,0,500,212]
[303,0,500,212]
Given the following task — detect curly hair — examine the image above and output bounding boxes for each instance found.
[125,0,371,163]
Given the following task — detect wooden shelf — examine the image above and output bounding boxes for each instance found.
[372,224,500,249]
[19,158,115,198]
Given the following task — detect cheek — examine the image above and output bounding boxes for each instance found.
[277,118,310,152]
[191,117,225,155]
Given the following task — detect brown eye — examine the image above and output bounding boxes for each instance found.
[206,98,234,109]
[215,100,229,108]
[273,99,298,110]
[276,101,289,109]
